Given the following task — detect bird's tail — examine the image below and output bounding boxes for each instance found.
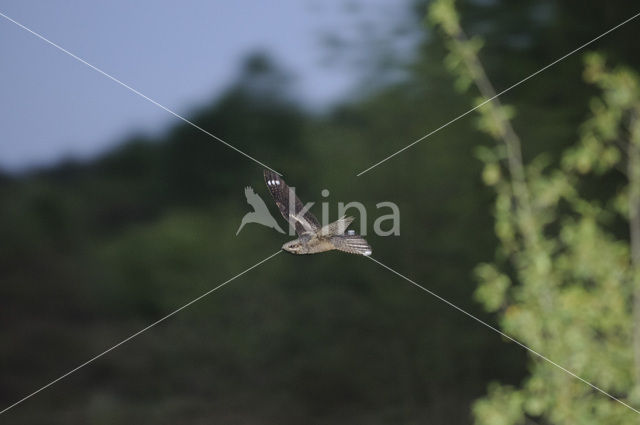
[331,235,372,256]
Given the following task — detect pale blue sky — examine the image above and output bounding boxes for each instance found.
[0,0,409,170]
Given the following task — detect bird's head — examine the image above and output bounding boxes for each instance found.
[282,239,306,254]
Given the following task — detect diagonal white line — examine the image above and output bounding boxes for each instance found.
[0,11,281,176]
[356,10,640,176]
[366,255,640,415]
[0,250,283,416]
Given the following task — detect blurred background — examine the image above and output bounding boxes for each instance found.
[1,1,639,424]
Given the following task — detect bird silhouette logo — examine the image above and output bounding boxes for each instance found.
[236,186,285,235]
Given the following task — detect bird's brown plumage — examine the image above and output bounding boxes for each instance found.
[263,170,372,256]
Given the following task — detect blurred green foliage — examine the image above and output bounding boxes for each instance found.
[1,1,639,424]
[430,0,640,423]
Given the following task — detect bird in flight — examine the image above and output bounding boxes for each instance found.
[236,186,285,235]
[264,169,372,256]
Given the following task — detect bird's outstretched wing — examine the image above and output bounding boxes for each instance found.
[264,169,320,235]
